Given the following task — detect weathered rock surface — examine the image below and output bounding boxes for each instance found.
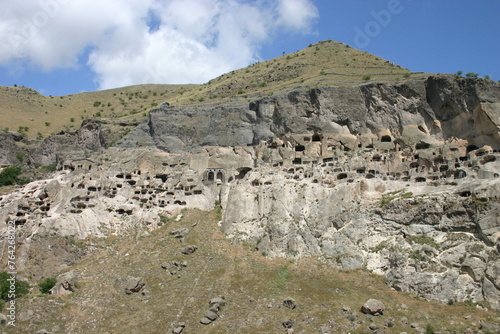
[1,76,499,310]
[361,299,385,315]
[118,76,500,152]
[50,270,78,296]
[124,277,145,294]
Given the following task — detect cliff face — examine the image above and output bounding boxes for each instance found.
[118,76,500,152]
[1,76,500,309]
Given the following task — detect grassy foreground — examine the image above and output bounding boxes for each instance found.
[7,208,499,333]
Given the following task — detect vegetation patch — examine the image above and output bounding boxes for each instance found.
[407,235,439,249]
[380,190,413,206]
[38,277,57,294]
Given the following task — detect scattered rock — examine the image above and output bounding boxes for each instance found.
[282,319,294,329]
[210,297,226,306]
[204,311,218,321]
[18,309,34,321]
[480,323,500,332]
[34,330,50,334]
[50,270,78,296]
[342,306,351,312]
[361,299,385,316]
[283,298,297,309]
[124,277,145,294]
[319,326,331,334]
[410,323,420,329]
[171,227,189,238]
[181,245,198,255]
[161,260,188,275]
[346,314,357,322]
[0,313,7,325]
[200,317,212,325]
[172,322,185,334]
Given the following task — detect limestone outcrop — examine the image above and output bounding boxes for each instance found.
[118,76,500,152]
[1,76,499,309]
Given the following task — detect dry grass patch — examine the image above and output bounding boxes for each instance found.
[7,208,499,333]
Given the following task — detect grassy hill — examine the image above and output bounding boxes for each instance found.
[10,208,499,333]
[0,40,429,139]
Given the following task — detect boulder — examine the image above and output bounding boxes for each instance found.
[124,277,145,295]
[282,319,294,329]
[283,298,297,309]
[50,270,77,296]
[171,227,189,238]
[200,317,213,325]
[172,322,185,334]
[181,245,198,255]
[204,311,218,321]
[361,299,385,315]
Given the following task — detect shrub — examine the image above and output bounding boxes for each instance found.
[0,166,22,186]
[424,324,435,334]
[465,72,479,78]
[45,122,51,126]
[39,277,57,294]
[93,101,101,107]
[403,73,411,78]
[456,70,463,76]
[0,272,29,301]
[363,75,371,81]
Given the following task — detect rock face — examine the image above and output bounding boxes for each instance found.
[361,299,385,315]
[50,270,78,296]
[118,76,500,152]
[1,76,499,309]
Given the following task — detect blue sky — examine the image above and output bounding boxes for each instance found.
[0,0,498,96]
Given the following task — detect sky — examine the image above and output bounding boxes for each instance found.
[0,0,498,96]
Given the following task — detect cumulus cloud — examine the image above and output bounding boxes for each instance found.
[0,0,318,89]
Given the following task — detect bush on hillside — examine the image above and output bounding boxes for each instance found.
[0,166,22,186]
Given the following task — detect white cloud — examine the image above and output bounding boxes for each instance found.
[276,0,319,31]
[0,0,318,90]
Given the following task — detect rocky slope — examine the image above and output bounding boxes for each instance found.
[1,74,500,331]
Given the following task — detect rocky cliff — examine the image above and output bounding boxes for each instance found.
[1,75,499,311]
[118,76,500,152]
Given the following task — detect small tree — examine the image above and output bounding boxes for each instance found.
[456,70,463,76]
[0,166,22,186]
[465,72,479,78]
[39,277,57,294]
[0,272,29,302]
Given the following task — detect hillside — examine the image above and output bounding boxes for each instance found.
[1,41,499,333]
[9,208,499,333]
[0,41,423,139]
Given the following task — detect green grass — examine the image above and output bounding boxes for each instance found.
[407,235,439,249]
[270,265,291,294]
[380,190,414,206]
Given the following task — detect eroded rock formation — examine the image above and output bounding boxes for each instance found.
[1,76,499,308]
